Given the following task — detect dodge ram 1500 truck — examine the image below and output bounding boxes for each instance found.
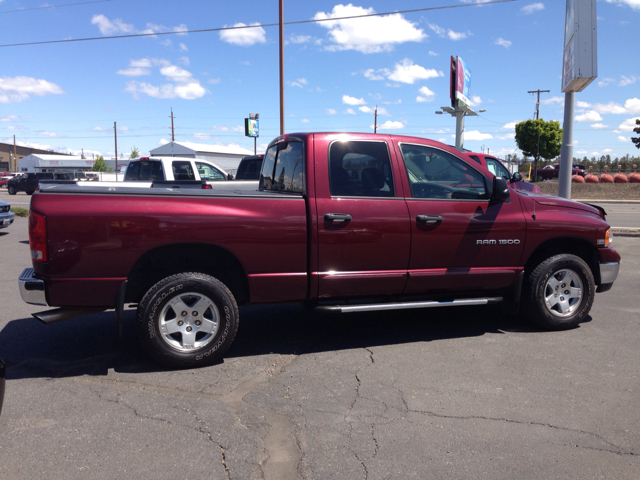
[18,133,620,368]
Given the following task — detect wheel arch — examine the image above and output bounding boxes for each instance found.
[523,237,600,285]
[124,243,250,306]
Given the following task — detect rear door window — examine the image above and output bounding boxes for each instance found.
[328,141,394,197]
[172,161,196,180]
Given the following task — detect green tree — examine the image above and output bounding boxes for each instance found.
[632,119,640,149]
[92,155,107,172]
[515,119,563,180]
[130,146,140,159]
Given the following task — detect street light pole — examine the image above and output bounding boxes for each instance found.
[436,105,485,151]
[279,0,285,135]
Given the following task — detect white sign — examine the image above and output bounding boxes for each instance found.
[562,0,597,93]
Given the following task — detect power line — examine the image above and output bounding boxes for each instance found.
[0,0,514,48]
[0,0,109,15]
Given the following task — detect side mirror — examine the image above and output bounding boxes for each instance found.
[491,176,510,202]
[227,173,234,181]
[511,172,522,182]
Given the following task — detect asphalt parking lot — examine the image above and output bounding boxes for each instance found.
[1,215,639,479]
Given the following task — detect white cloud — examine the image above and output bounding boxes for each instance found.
[590,123,608,129]
[416,86,436,103]
[125,81,207,100]
[160,65,193,82]
[592,98,640,115]
[576,101,592,108]
[288,78,308,88]
[327,108,337,115]
[345,108,357,115]
[0,76,64,103]
[522,3,545,14]
[503,121,520,129]
[131,58,153,68]
[91,14,134,34]
[387,59,442,84]
[38,131,57,137]
[429,51,438,56]
[359,106,389,115]
[1,115,18,122]
[618,136,630,142]
[464,130,493,141]
[619,75,639,86]
[301,118,310,123]
[364,68,390,81]
[469,96,482,107]
[117,67,151,77]
[290,35,311,44]
[208,78,221,84]
[429,23,471,41]
[375,120,404,130]
[542,96,564,105]
[219,23,266,46]
[92,126,110,132]
[179,43,188,52]
[598,78,615,87]
[343,95,366,105]
[605,0,640,10]
[616,117,640,132]
[314,4,426,53]
[194,133,212,140]
[575,111,602,122]
[495,38,511,48]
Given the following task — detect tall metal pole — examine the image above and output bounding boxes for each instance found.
[455,111,464,151]
[114,121,118,180]
[279,0,285,135]
[170,108,175,142]
[374,106,378,134]
[13,135,17,172]
[558,91,575,199]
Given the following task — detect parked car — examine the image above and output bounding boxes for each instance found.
[466,153,541,194]
[235,155,264,180]
[0,174,19,188]
[7,172,54,195]
[0,199,15,229]
[532,164,587,181]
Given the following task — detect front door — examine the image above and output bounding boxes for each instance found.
[394,141,527,295]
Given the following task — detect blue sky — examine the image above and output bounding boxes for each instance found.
[1,0,639,161]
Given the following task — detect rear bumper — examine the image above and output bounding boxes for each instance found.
[19,268,47,306]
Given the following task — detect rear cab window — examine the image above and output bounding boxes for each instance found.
[125,160,164,181]
[260,140,305,194]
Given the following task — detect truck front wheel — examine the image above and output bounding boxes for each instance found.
[7,185,16,195]
[524,254,595,330]
[136,272,239,368]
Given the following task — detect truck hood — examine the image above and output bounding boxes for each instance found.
[532,193,605,218]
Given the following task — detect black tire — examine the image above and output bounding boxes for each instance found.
[524,254,595,330]
[136,272,239,368]
[26,190,34,195]
[7,185,16,195]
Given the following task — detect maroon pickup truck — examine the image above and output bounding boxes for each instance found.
[19,133,620,368]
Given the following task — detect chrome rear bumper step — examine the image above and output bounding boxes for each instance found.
[316,297,503,313]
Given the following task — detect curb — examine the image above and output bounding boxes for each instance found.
[611,227,640,238]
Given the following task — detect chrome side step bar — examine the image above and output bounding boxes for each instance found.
[316,297,502,314]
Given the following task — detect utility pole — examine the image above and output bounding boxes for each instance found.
[114,122,118,180]
[528,89,550,120]
[374,106,378,134]
[170,108,175,141]
[279,0,285,135]
[13,135,17,172]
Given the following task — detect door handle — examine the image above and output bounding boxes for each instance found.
[324,213,352,223]
[416,215,443,225]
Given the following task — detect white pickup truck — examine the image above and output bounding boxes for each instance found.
[76,156,231,188]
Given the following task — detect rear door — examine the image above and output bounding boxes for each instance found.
[314,136,411,299]
[394,141,526,295]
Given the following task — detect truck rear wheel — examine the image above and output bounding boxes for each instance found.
[136,272,239,368]
[524,254,594,330]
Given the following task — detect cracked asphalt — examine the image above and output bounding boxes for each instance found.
[1,216,639,479]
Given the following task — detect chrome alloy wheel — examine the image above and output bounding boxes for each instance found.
[158,292,220,351]
[544,269,583,317]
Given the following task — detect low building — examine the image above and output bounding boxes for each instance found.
[18,154,95,175]
[149,141,253,174]
[0,142,71,172]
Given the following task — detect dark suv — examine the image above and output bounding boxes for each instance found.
[7,172,54,195]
